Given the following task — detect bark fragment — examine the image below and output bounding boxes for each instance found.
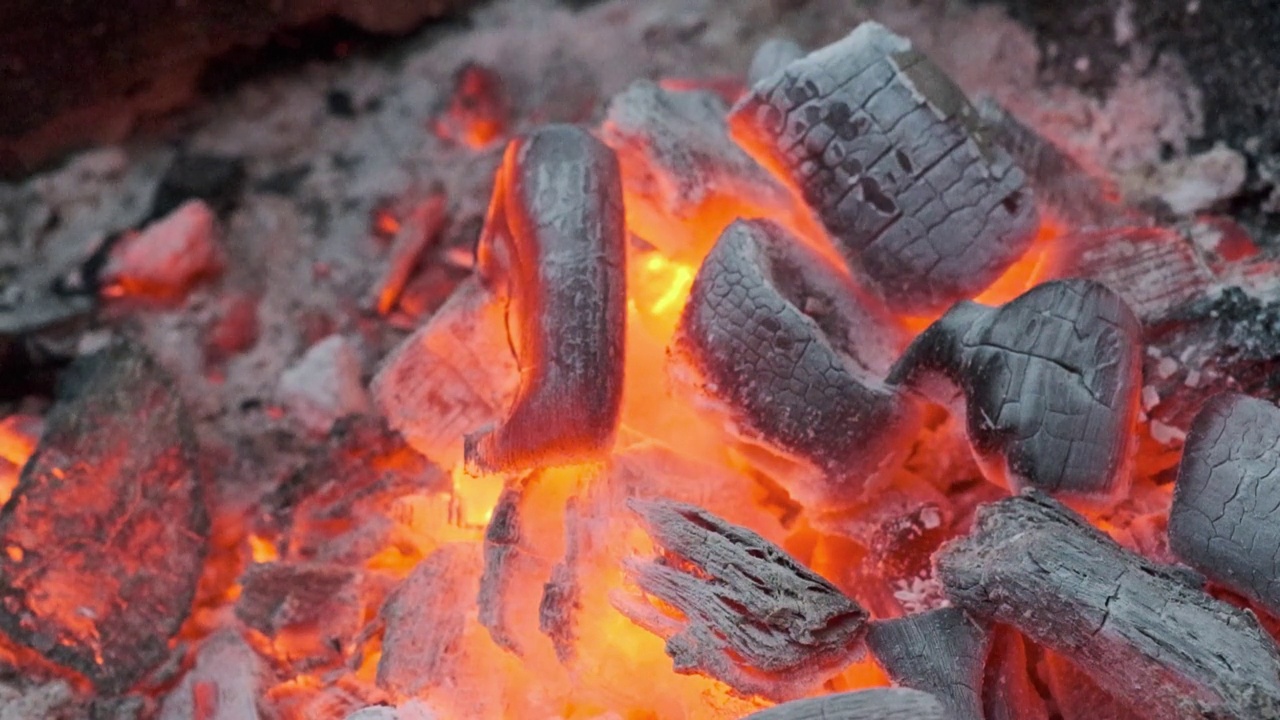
[741,687,946,720]
[617,499,868,701]
[889,279,1141,499]
[464,124,627,473]
[865,607,990,720]
[728,21,1038,313]
[936,491,1280,719]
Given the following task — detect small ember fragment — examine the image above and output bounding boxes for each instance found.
[936,491,1280,719]
[728,22,1037,313]
[672,218,917,507]
[618,499,868,701]
[369,193,448,316]
[432,62,509,150]
[1169,392,1280,618]
[0,340,207,694]
[742,687,946,720]
[865,607,991,720]
[889,279,1141,499]
[464,125,627,473]
[100,199,223,301]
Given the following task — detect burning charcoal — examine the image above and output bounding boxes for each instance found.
[539,497,582,663]
[935,491,1280,719]
[368,193,448,315]
[236,562,366,671]
[476,482,526,654]
[432,62,509,150]
[0,340,207,693]
[741,687,947,720]
[982,626,1048,720]
[672,218,917,508]
[617,499,868,701]
[377,544,483,697]
[1168,392,1280,618]
[728,22,1038,314]
[158,630,267,720]
[1042,650,1142,720]
[372,275,518,469]
[277,334,372,434]
[99,199,223,300]
[464,125,626,473]
[888,279,1142,499]
[865,607,990,720]
[747,38,804,87]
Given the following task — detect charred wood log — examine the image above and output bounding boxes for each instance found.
[864,607,990,720]
[935,491,1280,720]
[616,499,868,701]
[1169,392,1280,618]
[728,21,1038,314]
[464,125,627,473]
[671,218,917,508]
[888,279,1141,499]
[741,687,947,720]
[0,340,207,694]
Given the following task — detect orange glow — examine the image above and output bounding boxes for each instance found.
[248,535,279,564]
[432,63,509,150]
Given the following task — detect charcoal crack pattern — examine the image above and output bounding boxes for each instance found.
[728,21,1038,314]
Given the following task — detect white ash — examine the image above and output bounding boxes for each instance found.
[1121,143,1249,215]
[278,334,373,434]
[345,700,441,720]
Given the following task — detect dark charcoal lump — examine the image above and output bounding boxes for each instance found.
[147,152,246,221]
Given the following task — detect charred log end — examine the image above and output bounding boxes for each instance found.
[619,498,868,701]
[1169,392,1280,617]
[464,125,627,474]
[865,607,991,720]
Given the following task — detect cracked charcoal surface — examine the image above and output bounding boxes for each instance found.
[936,491,1280,720]
[742,687,947,720]
[672,218,916,507]
[619,499,868,702]
[464,124,626,473]
[728,21,1038,314]
[1170,392,1280,617]
[0,340,207,694]
[865,607,991,720]
[889,279,1141,498]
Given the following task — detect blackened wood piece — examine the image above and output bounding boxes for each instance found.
[888,279,1141,499]
[464,125,626,473]
[865,607,990,720]
[672,218,916,507]
[728,21,1038,314]
[0,340,207,694]
[936,491,1280,720]
[741,687,947,720]
[619,499,868,701]
[1169,392,1280,618]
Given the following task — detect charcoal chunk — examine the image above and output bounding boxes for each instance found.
[236,561,366,672]
[936,491,1280,720]
[728,22,1038,313]
[865,607,990,720]
[741,687,947,720]
[0,340,207,694]
[671,218,917,508]
[617,499,868,701]
[464,125,626,472]
[889,279,1141,499]
[1169,392,1280,617]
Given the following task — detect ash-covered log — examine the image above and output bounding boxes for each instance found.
[671,218,917,508]
[741,687,947,720]
[617,499,868,701]
[936,491,1280,719]
[1169,392,1280,618]
[888,279,1141,499]
[728,21,1038,314]
[865,607,990,720]
[0,339,207,694]
[464,125,626,473]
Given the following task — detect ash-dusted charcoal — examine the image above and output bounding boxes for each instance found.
[747,38,804,87]
[158,630,267,720]
[1169,392,1280,617]
[865,607,991,720]
[888,279,1141,499]
[671,218,917,508]
[936,491,1280,720]
[539,496,583,663]
[237,562,366,671]
[728,22,1038,314]
[617,499,868,701]
[742,687,947,720]
[982,626,1049,720]
[377,544,483,697]
[0,340,207,694]
[464,125,626,472]
[477,482,525,654]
